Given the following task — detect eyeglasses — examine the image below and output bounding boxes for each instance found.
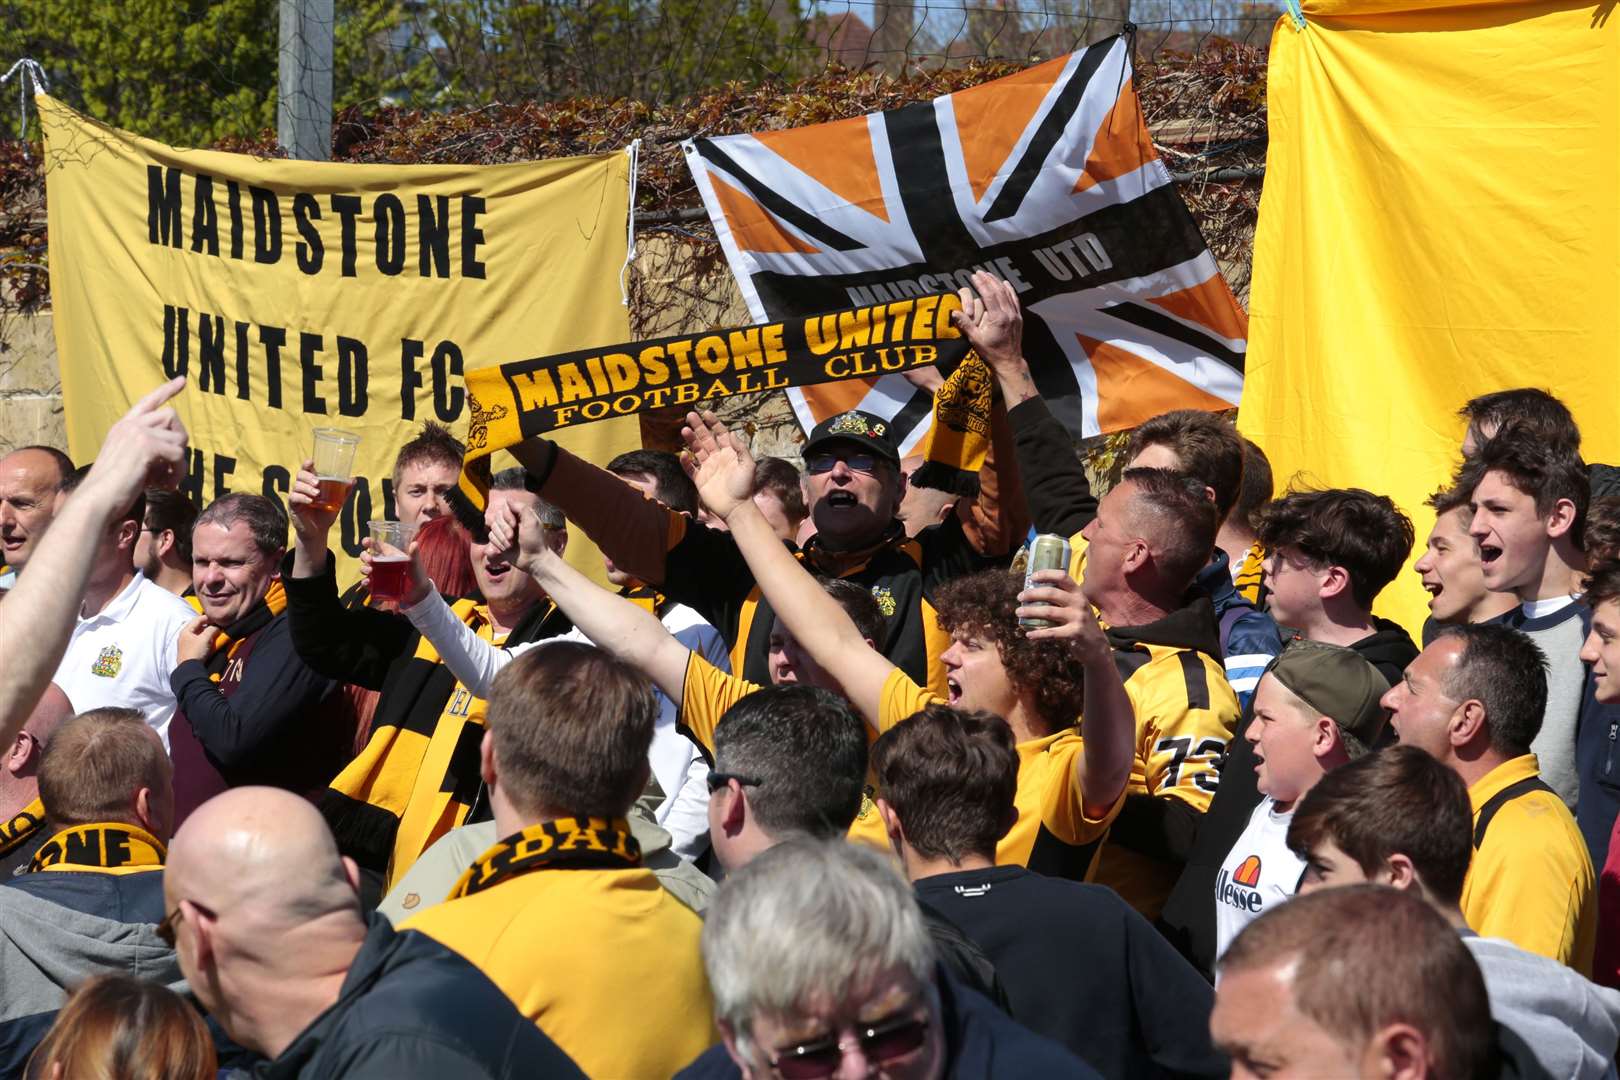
[706,772,762,794]
[156,899,215,947]
[768,1011,931,1079]
[805,452,880,476]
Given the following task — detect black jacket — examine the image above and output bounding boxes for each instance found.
[676,971,1097,1079]
[917,867,1225,1079]
[255,919,585,1080]
[1158,622,1417,977]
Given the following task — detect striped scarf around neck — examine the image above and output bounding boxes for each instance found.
[448,817,640,899]
[0,798,44,861]
[30,822,166,874]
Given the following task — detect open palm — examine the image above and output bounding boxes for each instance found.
[682,409,756,521]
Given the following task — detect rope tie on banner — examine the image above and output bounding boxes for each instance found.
[1283,0,1306,30]
[620,138,642,308]
[1,58,50,158]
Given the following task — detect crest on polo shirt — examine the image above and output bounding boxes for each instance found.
[90,645,123,678]
[870,585,897,618]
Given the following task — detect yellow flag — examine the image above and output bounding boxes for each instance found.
[41,95,638,584]
[1242,4,1620,637]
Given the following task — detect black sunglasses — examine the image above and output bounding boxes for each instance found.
[156,899,216,947]
[706,772,762,794]
[769,1011,930,1079]
[805,451,882,475]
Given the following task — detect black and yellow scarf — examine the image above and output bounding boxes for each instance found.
[0,798,44,862]
[29,822,166,874]
[186,581,288,675]
[320,598,573,884]
[912,350,993,497]
[448,817,640,900]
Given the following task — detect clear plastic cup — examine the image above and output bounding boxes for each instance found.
[368,519,413,601]
[310,429,360,513]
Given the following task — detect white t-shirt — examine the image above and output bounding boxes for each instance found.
[52,571,197,751]
[1214,796,1307,961]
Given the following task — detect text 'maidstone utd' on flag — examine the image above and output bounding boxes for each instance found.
[684,32,1247,454]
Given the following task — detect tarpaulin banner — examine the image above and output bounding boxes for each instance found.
[462,294,968,502]
[684,33,1246,456]
[40,94,639,583]
[1241,2,1620,637]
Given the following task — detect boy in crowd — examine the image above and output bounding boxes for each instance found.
[1220,437,1272,608]
[1213,640,1387,957]
[1417,485,1517,646]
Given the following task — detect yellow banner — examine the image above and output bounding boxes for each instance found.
[1242,4,1620,638]
[40,94,639,584]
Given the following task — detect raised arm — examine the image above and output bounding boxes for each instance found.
[684,410,896,729]
[1019,569,1135,818]
[488,500,694,702]
[0,378,189,740]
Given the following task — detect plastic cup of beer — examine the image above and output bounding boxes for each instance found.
[368,520,414,602]
[310,429,360,514]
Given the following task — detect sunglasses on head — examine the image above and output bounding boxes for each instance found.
[706,772,762,794]
[805,452,881,476]
[768,1011,930,1080]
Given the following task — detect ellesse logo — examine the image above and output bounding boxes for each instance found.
[1233,855,1262,887]
[1216,854,1264,913]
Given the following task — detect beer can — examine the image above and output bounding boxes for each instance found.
[1019,533,1073,629]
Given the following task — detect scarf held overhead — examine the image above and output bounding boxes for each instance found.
[30,822,166,874]
[913,350,993,496]
[449,817,641,900]
[459,295,970,508]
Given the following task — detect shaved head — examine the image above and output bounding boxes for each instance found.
[165,788,363,1052]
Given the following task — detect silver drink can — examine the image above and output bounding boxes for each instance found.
[1019,533,1073,629]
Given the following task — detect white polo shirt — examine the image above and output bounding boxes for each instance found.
[53,571,196,751]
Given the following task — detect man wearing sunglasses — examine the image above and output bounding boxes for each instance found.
[500,302,1029,701]
[677,838,1095,1079]
[0,707,183,1077]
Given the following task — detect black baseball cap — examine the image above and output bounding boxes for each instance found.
[1265,639,1389,754]
[801,411,901,468]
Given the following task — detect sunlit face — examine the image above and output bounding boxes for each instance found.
[896,457,954,539]
[939,632,1018,720]
[804,442,903,548]
[1468,470,1553,597]
[192,520,281,626]
[1414,508,1492,624]
[1078,481,1140,607]
[1211,961,1368,1080]
[1380,638,1465,760]
[472,488,553,611]
[134,514,170,579]
[604,472,659,587]
[1582,599,1620,705]
[394,459,460,530]
[1248,674,1326,807]
[754,489,803,543]
[729,968,944,1080]
[1298,837,1378,895]
[0,449,65,572]
[1263,545,1328,631]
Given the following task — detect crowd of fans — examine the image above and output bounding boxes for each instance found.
[2,269,1620,1078]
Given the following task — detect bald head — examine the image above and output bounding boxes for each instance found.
[168,788,358,931]
[0,446,72,573]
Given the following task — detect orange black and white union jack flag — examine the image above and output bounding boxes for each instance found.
[684,34,1246,453]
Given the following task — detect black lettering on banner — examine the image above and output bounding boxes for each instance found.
[226,180,245,260]
[161,304,189,379]
[191,173,219,256]
[250,187,282,264]
[331,194,362,277]
[293,193,324,274]
[212,453,238,501]
[234,321,252,401]
[337,336,369,417]
[461,195,487,279]
[418,195,450,278]
[301,332,327,414]
[432,341,465,422]
[381,478,397,522]
[198,313,227,393]
[179,447,206,507]
[260,326,286,410]
[262,465,291,509]
[400,338,424,421]
[148,166,181,247]
[374,194,406,276]
[338,479,373,558]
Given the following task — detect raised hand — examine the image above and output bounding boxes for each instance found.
[485,499,521,562]
[952,270,1036,405]
[288,459,341,539]
[681,409,756,522]
[81,377,189,506]
[1018,569,1111,665]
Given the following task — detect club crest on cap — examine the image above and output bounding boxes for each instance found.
[828,412,885,439]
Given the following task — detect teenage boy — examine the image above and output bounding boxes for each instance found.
[1581,558,1620,985]
[1213,640,1387,957]
[1417,485,1517,646]
[1456,429,1599,812]
[1287,744,1620,1080]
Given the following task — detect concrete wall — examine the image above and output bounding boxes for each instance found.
[0,310,66,457]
